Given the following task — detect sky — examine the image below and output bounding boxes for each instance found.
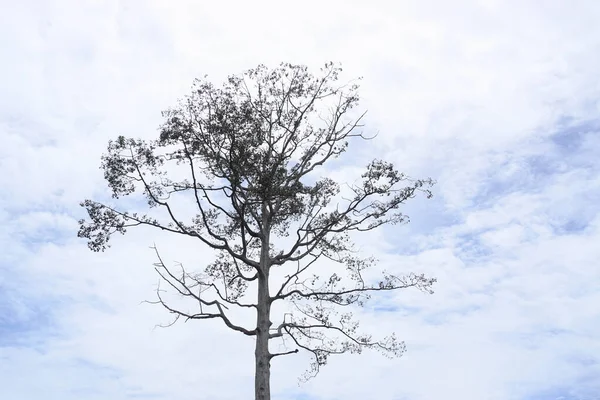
[1,0,600,399]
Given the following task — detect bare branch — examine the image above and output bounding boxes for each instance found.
[149,245,257,337]
[269,348,299,360]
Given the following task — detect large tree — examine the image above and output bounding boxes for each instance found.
[78,62,436,400]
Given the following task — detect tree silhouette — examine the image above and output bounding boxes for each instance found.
[78,62,436,400]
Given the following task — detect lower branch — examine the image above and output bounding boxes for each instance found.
[269,348,299,360]
[147,245,257,337]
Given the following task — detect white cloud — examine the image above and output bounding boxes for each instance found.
[1,0,600,399]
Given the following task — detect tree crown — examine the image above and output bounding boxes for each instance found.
[78,62,436,380]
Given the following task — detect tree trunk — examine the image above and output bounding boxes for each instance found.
[255,210,271,400]
[254,290,271,400]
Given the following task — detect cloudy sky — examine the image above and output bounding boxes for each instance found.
[1,0,600,399]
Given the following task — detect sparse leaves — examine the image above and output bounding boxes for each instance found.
[78,62,436,389]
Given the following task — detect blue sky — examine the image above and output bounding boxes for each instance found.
[1,0,600,399]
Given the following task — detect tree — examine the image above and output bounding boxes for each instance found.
[78,62,436,400]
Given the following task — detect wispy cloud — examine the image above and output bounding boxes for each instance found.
[1,1,599,399]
